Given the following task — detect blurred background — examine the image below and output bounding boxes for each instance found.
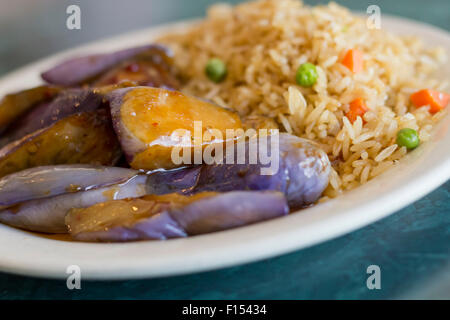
[0,0,449,76]
[0,0,448,299]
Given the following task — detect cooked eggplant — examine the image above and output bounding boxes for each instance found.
[0,165,140,208]
[146,133,331,208]
[0,85,60,132]
[66,193,192,241]
[91,55,179,89]
[169,191,289,235]
[0,88,105,148]
[66,191,288,242]
[0,133,329,234]
[41,44,178,88]
[108,87,242,170]
[0,109,121,178]
[0,41,331,240]
[0,87,122,177]
[0,134,330,234]
[0,167,147,233]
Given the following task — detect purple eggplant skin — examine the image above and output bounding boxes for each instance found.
[91,55,180,89]
[68,191,288,242]
[107,87,143,163]
[0,85,60,133]
[0,174,148,233]
[145,167,202,195]
[170,191,289,235]
[107,86,243,170]
[71,210,187,242]
[41,44,174,86]
[146,133,331,209]
[0,88,105,148]
[0,108,122,178]
[0,165,140,208]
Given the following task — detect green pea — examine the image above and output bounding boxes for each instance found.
[396,128,420,150]
[295,63,318,87]
[205,58,227,83]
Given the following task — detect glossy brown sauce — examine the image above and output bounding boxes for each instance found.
[26,231,73,242]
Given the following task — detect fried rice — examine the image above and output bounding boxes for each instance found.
[158,0,448,198]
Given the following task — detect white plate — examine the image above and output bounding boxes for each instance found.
[0,15,449,280]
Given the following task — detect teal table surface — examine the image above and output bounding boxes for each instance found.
[0,0,449,299]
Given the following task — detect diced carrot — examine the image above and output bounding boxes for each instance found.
[346,98,369,123]
[342,49,364,73]
[410,89,450,114]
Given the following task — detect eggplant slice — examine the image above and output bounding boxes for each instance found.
[0,166,147,233]
[66,191,289,242]
[0,85,60,133]
[0,109,122,178]
[0,88,105,148]
[0,165,140,208]
[146,133,331,209]
[0,88,122,178]
[41,44,179,89]
[108,86,242,170]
